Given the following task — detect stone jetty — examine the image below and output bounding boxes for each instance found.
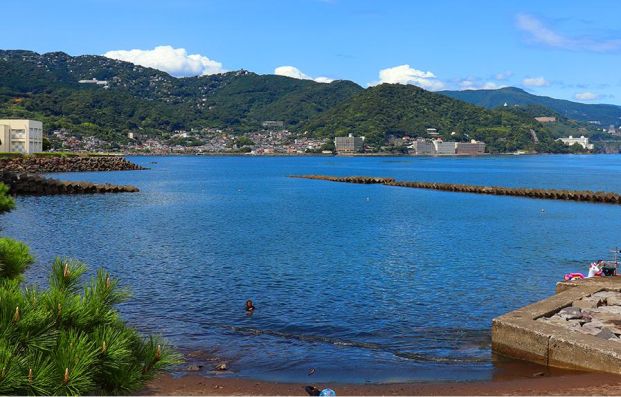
[0,155,145,173]
[290,174,621,205]
[492,277,621,374]
[0,172,139,195]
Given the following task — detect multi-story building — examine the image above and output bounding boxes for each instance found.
[409,138,435,155]
[0,119,43,154]
[334,133,364,153]
[433,140,457,155]
[557,135,594,150]
[455,140,486,155]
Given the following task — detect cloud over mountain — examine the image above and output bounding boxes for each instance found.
[371,64,444,90]
[104,45,224,77]
[273,66,333,83]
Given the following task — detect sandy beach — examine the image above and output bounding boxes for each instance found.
[144,371,621,396]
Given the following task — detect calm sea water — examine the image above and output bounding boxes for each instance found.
[4,154,621,383]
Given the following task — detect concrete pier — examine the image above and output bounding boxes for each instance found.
[492,277,621,374]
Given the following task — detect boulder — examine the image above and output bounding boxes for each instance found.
[607,295,621,306]
[573,297,602,310]
[558,306,583,320]
[596,327,617,340]
[580,322,603,336]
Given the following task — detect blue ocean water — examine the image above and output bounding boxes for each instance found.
[4,154,621,383]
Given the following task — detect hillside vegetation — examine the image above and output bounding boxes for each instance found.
[0,50,606,152]
[303,84,593,152]
[440,87,621,126]
[0,50,362,141]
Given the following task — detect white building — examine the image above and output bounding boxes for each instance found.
[455,140,486,155]
[557,135,594,150]
[0,119,43,154]
[433,140,457,155]
[409,138,435,155]
[334,133,364,153]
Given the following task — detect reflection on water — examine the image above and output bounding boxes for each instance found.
[4,154,621,383]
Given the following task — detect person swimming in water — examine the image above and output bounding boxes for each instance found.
[245,299,255,313]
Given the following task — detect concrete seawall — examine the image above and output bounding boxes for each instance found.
[290,174,621,205]
[0,155,146,173]
[492,277,621,374]
[0,172,139,195]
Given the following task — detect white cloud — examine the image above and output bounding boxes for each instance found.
[460,80,506,90]
[273,66,334,83]
[574,91,600,101]
[522,76,549,87]
[371,64,445,91]
[104,45,224,77]
[516,13,621,52]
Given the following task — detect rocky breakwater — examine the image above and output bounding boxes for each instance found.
[0,172,139,195]
[291,174,621,205]
[537,291,621,341]
[0,155,146,173]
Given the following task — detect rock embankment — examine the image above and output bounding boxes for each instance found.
[290,174,621,205]
[0,156,145,173]
[0,172,139,195]
[537,291,621,341]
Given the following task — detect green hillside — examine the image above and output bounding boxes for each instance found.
[0,50,362,140]
[302,83,593,153]
[0,50,606,153]
[440,87,621,126]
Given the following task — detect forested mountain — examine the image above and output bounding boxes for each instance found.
[0,50,605,152]
[0,50,362,141]
[440,87,621,126]
[302,83,594,152]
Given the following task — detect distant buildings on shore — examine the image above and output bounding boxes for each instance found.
[0,119,43,154]
[335,133,365,153]
[334,133,486,155]
[557,135,594,150]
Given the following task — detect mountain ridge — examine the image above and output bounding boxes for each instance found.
[440,86,621,126]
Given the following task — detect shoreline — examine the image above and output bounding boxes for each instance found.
[144,371,621,395]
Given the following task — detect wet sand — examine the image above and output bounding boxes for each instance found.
[144,371,621,396]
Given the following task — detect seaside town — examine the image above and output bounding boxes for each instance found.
[27,119,603,156]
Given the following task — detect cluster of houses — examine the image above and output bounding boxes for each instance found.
[0,118,600,156]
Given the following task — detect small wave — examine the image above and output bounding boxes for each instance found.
[226,325,489,364]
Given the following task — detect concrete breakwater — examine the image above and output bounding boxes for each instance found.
[0,172,139,195]
[0,155,146,173]
[290,174,621,205]
[492,277,621,374]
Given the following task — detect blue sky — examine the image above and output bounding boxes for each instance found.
[3,0,621,104]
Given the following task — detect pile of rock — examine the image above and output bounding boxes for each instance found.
[0,156,146,173]
[0,172,139,195]
[537,290,621,341]
[292,174,621,205]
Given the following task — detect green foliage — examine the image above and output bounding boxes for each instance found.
[0,50,362,138]
[0,184,15,214]
[302,83,544,151]
[0,238,33,279]
[0,195,180,395]
[0,257,181,395]
[0,50,607,153]
[234,136,255,147]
